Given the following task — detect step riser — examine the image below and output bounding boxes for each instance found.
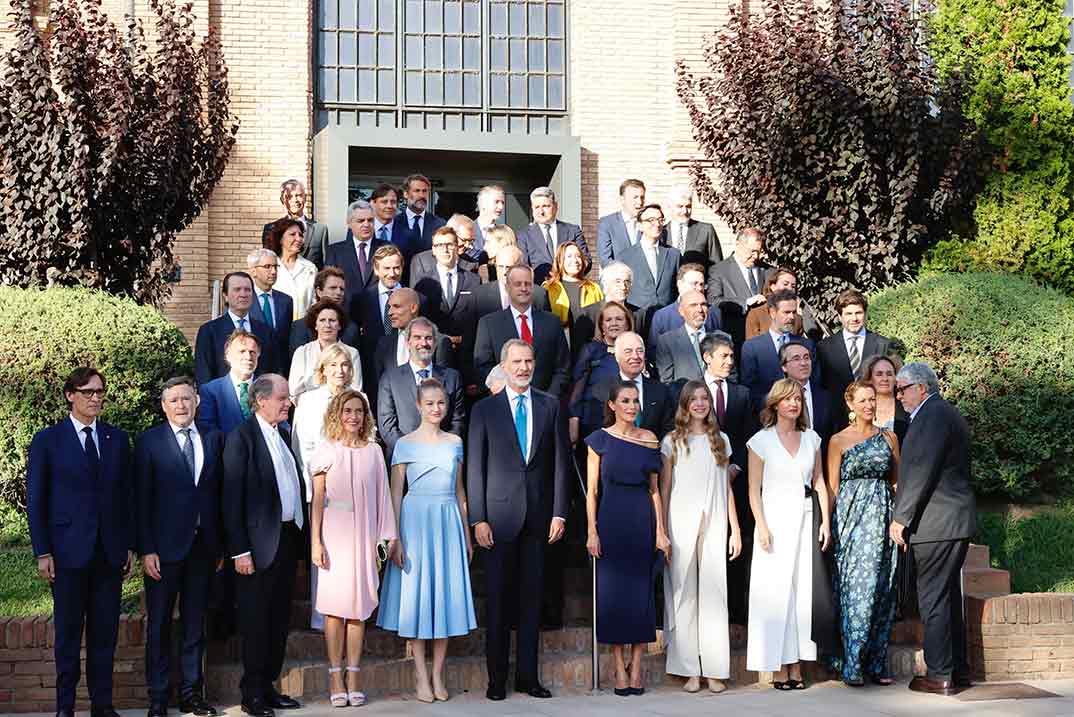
[963,568,1011,596]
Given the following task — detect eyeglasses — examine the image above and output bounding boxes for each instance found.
[639,216,664,224]
[73,388,106,398]
[894,383,918,396]
[783,354,812,364]
[255,263,278,271]
[432,242,456,250]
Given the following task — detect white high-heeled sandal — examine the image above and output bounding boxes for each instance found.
[346,666,367,707]
[328,666,347,708]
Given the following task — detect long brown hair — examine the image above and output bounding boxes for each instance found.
[322,389,374,444]
[667,380,729,467]
[545,241,594,285]
[759,378,809,431]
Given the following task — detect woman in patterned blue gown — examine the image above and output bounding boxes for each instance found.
[826,381,901,686]
[378,379,477,702]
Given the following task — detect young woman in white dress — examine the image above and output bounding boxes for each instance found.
[659,380,742,694]
[746,379,831,689]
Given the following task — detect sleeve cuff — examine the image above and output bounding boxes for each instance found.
[36,553,51,559]
[552,516,566,523]
[231,551,251,559]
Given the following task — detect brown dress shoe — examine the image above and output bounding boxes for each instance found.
[908,675,957,695]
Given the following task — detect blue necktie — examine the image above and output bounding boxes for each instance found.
[260,292,274,329]
[515,394,528,460]
[417,368,430,380]
[378,226,388,242]
[237,317,248,332]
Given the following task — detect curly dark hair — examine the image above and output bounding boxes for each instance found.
[264,217,305,257]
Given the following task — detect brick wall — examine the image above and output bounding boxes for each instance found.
[968,593,1074,681]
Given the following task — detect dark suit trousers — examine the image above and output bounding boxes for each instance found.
[726,473,754,624]
[483,532,544,690]
[235,522,299,701]
[913,539,970,679]
[52,536,123,711]
[144,530,215,703]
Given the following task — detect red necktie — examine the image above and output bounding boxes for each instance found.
[714,380,726,427]
[519,313,533,345]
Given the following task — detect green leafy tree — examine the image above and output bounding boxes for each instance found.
[0,0,238,305]
[676,0,980,318]
[925,0,1074,294]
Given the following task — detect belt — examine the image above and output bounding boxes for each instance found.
[325,499,354,512]
[804,484,815,498]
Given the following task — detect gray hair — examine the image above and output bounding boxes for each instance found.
[612,331,644,355]
[599,261,633,291]
[897,362,940,396]
[249,374,286,412]
[405,316,439,342]
[530,186,556,203]
[160,375,196,400]
[246,247,278,268]
[446,213,475,232]
[700,331,734,357]
[499,338,533,364]
[346,199,373,223]
[281,178,307,194]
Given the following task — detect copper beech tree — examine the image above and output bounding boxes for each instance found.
[677,0,980,317]
[0,0,238,305]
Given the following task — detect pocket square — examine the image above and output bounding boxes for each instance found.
[460,290,472,295]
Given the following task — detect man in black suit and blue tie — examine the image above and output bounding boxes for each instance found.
[136,377,224,717]
[324,200,388,311]
[517,186,590,285]
[222,375,306,717]
[467,339,570,701]
[247,249,294,374]
[620,203,682,313]
[194,272,275,387]
[740,290,819,410]
[395,174,447,274]
[27,367,134,717]
[596,178,646,267]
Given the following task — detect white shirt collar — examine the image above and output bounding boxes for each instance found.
[405,207,423,223]
[229,371,252,389]
[511,304,533,321]
[255,287,272,299]
[169,421,198,437]
[409,360,432,374]
[842,327,867,341]
[620,210,636,225]
[620,371,641,383]
[255,413,278,435]
[227,309,249,326]
[374,218,392,234]
[909,393,935,423]
[70,414,97,434]
[379,282,395,296]
[504,384,532,404]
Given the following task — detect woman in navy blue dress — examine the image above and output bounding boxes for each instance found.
[585,381,670,696]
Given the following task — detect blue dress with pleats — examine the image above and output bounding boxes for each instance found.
[377,437,477,639]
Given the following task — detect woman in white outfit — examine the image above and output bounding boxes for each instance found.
[265,217,317,319]
[289,301,363,404]
[746,378,831,689]
[659,380,742,694]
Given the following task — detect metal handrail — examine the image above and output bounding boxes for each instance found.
[570,452,599,692]
[210,279,222,319]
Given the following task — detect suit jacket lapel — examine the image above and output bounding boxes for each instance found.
[526,393,547,466]
[654,246,669,287]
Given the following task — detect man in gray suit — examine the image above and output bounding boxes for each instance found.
[517,186,590,285]
[706,227,773,349]
[621,203,681,312]
[662,186,724,272]
[651,290,709,387]
[890,363,977,696]
[596,178,646,267]
[261,179,329,269]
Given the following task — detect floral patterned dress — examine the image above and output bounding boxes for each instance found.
[830,432,898,682]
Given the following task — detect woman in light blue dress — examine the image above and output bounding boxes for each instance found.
[377,378,477,702]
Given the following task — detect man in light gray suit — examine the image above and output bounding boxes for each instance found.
[662,186,724,272]
[261,179,329,269]
[620,203,681,312]
[706,227,773,349]
[517,186,590,285]
[651,290,709,387]
[596,179,646,267]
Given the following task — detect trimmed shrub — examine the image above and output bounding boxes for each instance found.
[976,507,1074,593]
[0,286,192,511]
[869,272,1074,499]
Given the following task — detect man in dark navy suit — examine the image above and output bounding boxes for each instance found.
[467,340,569,701]
[395,173,446,276]
[27,367,134,717]
[198,330,261,435]
[136,377,224,717]
[247,248,294,374]
[740,290,818,410]
[222,375,306,716]
[351,244,406,392]
[194,272,275,386]
[324,200,388,311]
[516,186,590,285]
[410,225,481,362]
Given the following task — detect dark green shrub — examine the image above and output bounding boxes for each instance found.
[975,506,1074,593]
[0,286,192,511]
[870,272,1074,499]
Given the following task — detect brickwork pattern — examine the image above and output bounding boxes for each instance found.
[968,593,1074,681]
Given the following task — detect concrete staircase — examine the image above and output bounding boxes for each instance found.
[962,543,1011,598]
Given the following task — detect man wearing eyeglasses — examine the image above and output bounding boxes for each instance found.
[247,248,294,375]
[778,339,833,446]
[27,367,134,717]
[890,363,976,696]
[619,203,682,312]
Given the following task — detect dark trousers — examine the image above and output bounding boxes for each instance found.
[143,530,215,705]
[52,537,123,711]
[483,532,544,690]
[234,522,299,702]
[913,539,970,679]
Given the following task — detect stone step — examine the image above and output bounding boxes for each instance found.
[962,566,1011,598]
[964,543,992,570]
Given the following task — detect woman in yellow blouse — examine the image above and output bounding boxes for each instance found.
[543,242,603,356]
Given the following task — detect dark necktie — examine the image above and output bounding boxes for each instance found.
[260,292,274,329]
[83,426,100,479]
[541,223,554,258]
[748,267,759,295]
[382,289,394,334]
[444,271,455,304]
[357,242,368,278]
[848,335,862,378]
[412,213,421,235]
[417,368,430,380]
[179,428,196,483]
[713,380,726,427]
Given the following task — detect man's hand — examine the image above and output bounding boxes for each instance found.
[37,555,55,583]
[889,520,907,549]
[448,335,463,348]
[548,517,566,544]
[143,553,162,581]
[474,522,494,549]
[746,293,766,307]
[124,550,135,577]
[728,464,741,482]
[235,554,255,575]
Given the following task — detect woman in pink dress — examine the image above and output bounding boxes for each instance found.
[310,389,397,707]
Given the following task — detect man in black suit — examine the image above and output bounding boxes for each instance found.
[409,214,480,284]
[706,227,773,348]
[467,339,570,701]
[351,244,406,391]
[891,363,977,696]
[780,340,834,446]
[517,186,590,285]
[700,332,756,623]
[194,272,275,386]
[621,203,682,312]
[27,368,134,717]
[136,377,223,717]
[370,288,456,407]
[662,186,724,272]
[573,261,643,347]
[247,248,294,373]
[287,267,360,357]
[410,225,481,357]
[817,288,893,429]
[473,264,570,397]
[395,174,447,270]
[324,200,388,311]
[261,179,329,269]
[472,245,551,319]
[652,290,710,387]
[222,375,306,716]
[592,332,674,439]
[377,317,465,458]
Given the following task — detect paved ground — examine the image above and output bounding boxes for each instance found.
[17,680,1074,717]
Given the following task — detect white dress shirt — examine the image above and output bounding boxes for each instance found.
[735,256,758,294]
[620,371,644,406]
[669,221,688,252]
[437,264,458,302]
[275,256,317,319]
[704,372,725,411]
[395,332,410,366]
[70,415,99,453]
[378,282,395,318]
[255,414,303,528]
[511,305,534,339]
[504,384,534,460]
[801,380,815,429]
[621,211,639,245]
[499,283,511,310]
[538,221,558,253]
[353,237,372,267]
[169,421,204,484]
[229,371,253,408]
[642,240,659,279]
[410,361,433,384]
[405,207,424,234]
[843,328,867,357]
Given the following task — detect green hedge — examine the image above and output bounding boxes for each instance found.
[977,507,1074,593]
[869,272,1074,499]
[0,286,192,511]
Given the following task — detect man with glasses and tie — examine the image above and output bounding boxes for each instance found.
[779,339,834,448]
[817,289,892,429]
[325,200,389,311]
[247,248,294,375]
[194,271,276,386]
[27,367,134,717]
[136,377,225,717]
[518,186,589,285]
[706,227,773,349]
[620,203,682,313]
[410,225,481,355]
[740,289,818,411]
[652,290,712,387]
[468,339,569,701]
[663,186,724,272]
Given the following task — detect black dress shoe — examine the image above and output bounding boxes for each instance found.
[148,705,168,717]
[240,698,274,717]
[521,684,553,698]
[91,706,123,717]
[178,696,218,716]
[266,690,300,710]
[486,685,507,701]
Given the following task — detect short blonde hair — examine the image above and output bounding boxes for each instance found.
[485,224,517,248]
[312,343,354,386]
[759,378,809,431]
